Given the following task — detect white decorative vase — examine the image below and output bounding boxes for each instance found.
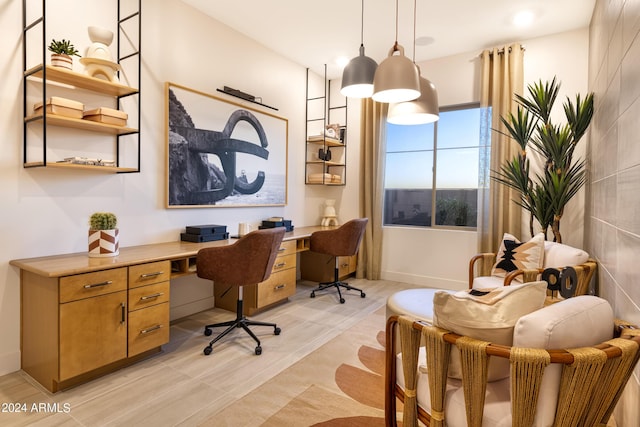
[88,229,119,257]
[51,53,73,70]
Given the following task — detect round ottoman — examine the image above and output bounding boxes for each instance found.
[386,288,455,353]
[386,288,454,324]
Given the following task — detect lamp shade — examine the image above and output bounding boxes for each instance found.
[372,44,421,103]
[341,45,378,98]
[387,75,439,125]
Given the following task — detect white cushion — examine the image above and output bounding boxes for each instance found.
[397,347,512,427]
[491,233,545,282]
[433,281,547,381]
[472,275,504,290]
[513,296,613,427]
[543,241,589,268]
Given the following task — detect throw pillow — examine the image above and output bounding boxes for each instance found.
[491,232,545,281]
[432,280,547,381]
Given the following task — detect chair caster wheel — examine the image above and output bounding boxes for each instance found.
[310,292,315,298]
[339,298,345,304]
[204,328,212,336]
[255,346,262,355]
[203,346,213,355]
[361,292,366,298]
[274,327,281,335]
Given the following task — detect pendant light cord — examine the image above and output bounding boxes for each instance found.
[412,0,416,62]
[360,0,364,45]
[393,0,399,50]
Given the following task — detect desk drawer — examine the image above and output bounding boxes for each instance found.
[272,253,296,273]
[60,268,127,303]
[129,261,171,288]
[257,268,296,307]
[128,281,170,311]
[277,240,297,256]
[128,302,169,357]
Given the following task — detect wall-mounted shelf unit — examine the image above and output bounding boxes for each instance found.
[304,66,347,186]
[22,0,142,173]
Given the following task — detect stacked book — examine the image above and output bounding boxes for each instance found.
[180,224,229,242]
[258,217,294,232]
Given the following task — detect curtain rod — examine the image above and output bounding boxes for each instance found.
[482,44,526,56]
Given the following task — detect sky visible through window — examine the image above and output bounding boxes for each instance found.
[385,107,482,189]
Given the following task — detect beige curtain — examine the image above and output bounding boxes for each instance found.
[356,98,386,280]
[478,43,524,253]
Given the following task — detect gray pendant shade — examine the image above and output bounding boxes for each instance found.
[387,75,439,125]
[340,44,378,98]
[372,44,421,103]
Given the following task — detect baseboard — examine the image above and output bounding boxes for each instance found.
[381,270,467,291]
[0,349,21,376]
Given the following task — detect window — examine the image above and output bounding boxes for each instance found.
[383,103,485,228]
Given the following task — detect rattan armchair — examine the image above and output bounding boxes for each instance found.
[385,299,640,427]
[469,240,597,297]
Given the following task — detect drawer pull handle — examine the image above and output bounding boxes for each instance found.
[84,280,113,289]
[341,263,349,268]
[140,324,162,334]
[140,292,164,301]
[275,262,286,268]
[120,303,126,324]
[278,247,286,252]
[140,271,164,278]
[274,284,286,290]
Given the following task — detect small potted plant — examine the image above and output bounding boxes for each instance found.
[88,212,119,257]
[48,39,81,70]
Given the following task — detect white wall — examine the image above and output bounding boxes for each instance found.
[0,0,360,376]
[381,28,590,290]
[0,0,591,376]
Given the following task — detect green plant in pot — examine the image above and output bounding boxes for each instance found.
[48,39,81,70]
[88,212,119,257]
[492,77,594,243]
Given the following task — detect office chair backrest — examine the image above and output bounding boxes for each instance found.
[310,218,368,257]
[196,227,286,286]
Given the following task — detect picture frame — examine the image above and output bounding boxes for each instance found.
[165,82,288,208]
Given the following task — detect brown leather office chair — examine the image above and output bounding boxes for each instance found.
[196,227,286,355]
[308,218,368,303]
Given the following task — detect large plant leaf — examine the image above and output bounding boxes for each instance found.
[564,92,594,143]
[496,107,538,151]
[515,77,559,123]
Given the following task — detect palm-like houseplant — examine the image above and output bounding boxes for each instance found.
[492,77,594,243]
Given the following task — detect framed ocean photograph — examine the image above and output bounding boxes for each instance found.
[165,82,288,207]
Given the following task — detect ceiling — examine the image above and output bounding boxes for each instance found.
[182,0,596,79]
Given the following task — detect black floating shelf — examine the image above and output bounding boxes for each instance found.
[216,89,278,111]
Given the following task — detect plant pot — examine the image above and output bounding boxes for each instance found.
[51,53,73,70]
[88,228,119,257]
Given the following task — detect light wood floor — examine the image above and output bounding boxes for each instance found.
[0,278,423,426]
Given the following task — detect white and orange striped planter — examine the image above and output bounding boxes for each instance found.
[88,229,119,257]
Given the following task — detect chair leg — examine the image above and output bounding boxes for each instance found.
[203,286,281,356]
[309,261,366,304]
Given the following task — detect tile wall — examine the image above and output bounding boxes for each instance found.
[587,0,640,425]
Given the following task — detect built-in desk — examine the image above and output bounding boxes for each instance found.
[9,225,330,392]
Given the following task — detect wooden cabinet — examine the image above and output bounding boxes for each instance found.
[127,261,170,357]
[305,66,347,185]
[22,0,141,173]
[20,261,170,392]
[300,251,357,283]
[214,240,298,315]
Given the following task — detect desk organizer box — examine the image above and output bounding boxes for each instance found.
[180,224,229,242]
[83,107,128,126]
[33,96,84,119]
[259,218,294,232]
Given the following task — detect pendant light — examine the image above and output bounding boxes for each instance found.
[341,0,378,98]
[387,0,439,124]
[372,0,421,103]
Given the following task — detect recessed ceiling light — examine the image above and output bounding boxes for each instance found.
[415,36,434,47]
[513,10,535,27]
